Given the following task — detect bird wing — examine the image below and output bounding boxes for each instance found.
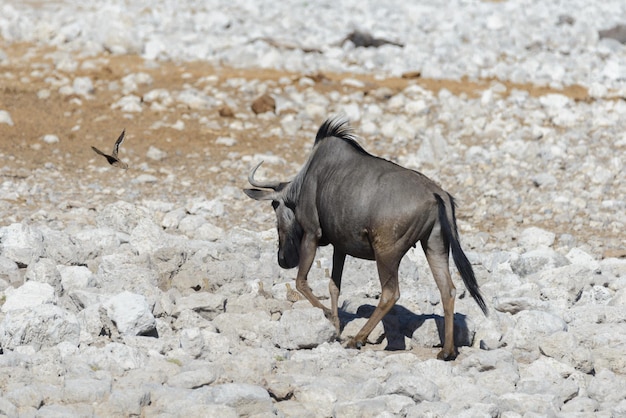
[91,146,108,157]
[112,129,126,157]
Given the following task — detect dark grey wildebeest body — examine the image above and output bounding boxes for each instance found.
[245,117,487,360]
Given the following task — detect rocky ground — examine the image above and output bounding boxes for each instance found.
[1,0,625,417]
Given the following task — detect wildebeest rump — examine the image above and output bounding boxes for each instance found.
[244,117,488,360]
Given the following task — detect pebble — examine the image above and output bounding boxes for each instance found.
[146,146,167,161]
[42,134,59,144]
[0,110,14,126]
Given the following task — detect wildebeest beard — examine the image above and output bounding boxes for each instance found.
[277,207,303,269]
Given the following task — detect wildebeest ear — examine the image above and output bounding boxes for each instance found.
[243,188,276,201]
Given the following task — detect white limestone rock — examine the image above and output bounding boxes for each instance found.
[0,304,80,350]
[129,217,168,255]
[538,330,593,374]
[173,292,226,321]
[518,226,556,249]
[103,291,156,336]
[2,281,56,312]
[58,265,96,292]
[40,226,84,265]
[510,310,567,356]
[167,366,218,389]
[24,258,62,295]
[510,248,569,276]
[566,247,600,271]
[62,377,112,404]
[212,311,275,346]
[198,383,273,416]
[272,308,337,349]
[96,201,149,234]
[383,373,439,402]
[0,223,45,266]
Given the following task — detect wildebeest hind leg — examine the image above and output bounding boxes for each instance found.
[347,253,401,349]
[295,234,331,316]
[423,237,457,361]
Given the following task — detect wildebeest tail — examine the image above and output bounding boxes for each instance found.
[435,193,488,315]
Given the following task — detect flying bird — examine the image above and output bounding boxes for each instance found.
[91,129,129,169]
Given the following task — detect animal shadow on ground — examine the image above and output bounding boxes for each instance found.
[340,303,473,351]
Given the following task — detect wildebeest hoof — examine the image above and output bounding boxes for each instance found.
[437,348,458,361]
[344,338,364,349]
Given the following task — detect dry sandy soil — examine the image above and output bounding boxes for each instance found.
[0,40,622,259]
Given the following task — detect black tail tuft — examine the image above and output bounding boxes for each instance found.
[435,194,488,316]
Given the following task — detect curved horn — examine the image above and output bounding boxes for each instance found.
[248,161,284,190]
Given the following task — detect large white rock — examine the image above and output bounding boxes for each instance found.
[499,392,559,416]
[62,377,112,404]
[198,383,272,416]
[457,349,520,396]
[0,256,20,284]
[212,311,275,346]
[80,342,148,373]
[516,357,580,405]
[586,369,626,405]
[96,201,149,234]
[129,218,168,255]
[383,373,439,402]
[510,248,569,276]
[99,388,151,417]
[2,281,56,312]
[40,227,83,265]
[179,327,205,358]
[103,291,156,336]
[24,258,62,294]
[538,331,593,374]
[511,310,567,356]
[566,247,600,271]
[0,304,80,350]
[518,227,556,249]
[58,265,96,292]
[167,366,217,389]
[272,308,337,349]
[0,223,44,266]
[73,227,121,259]
[173,292,226,320]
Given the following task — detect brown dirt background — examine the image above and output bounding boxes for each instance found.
[1,40,623,259]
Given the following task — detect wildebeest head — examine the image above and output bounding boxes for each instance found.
[243,162,303,269]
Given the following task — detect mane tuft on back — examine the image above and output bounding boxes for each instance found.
[315,117,355,143]
[314,117,367,153]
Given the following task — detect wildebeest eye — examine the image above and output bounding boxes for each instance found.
[271,201,279,210]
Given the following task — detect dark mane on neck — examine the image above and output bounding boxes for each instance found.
[314,117,367,154]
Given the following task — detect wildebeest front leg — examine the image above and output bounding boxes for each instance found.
[329,250,346,334]
[295,233,331,317]
[347,253,401,349]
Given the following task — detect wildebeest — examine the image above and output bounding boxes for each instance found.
[244,117,488,360]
